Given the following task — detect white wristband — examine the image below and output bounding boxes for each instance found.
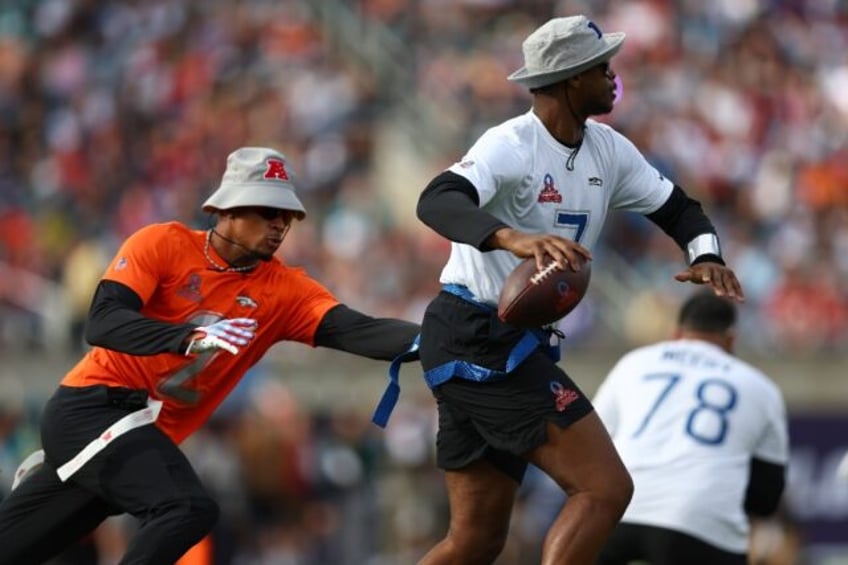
[687,233,721,264]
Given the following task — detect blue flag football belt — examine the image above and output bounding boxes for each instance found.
[371,284,562,428]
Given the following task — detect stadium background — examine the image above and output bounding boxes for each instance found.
[0,0,846,563]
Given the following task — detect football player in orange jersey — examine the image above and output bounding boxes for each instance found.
[0,147,421,564]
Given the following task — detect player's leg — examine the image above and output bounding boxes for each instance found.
[40,385,219,563]
[418,390,526,564]
[418,459,518,565]
[0,462,112,564]
[526,414,633,564]
[72,423,219,564]
[508,351,632,565]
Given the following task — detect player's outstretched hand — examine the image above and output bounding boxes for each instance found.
[675,262,745,302]
[185,318,258,356]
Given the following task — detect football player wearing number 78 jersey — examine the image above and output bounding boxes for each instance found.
[594,292,789,565]
[0,146,421,564]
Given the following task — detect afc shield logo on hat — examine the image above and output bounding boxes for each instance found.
[264,159,289,181]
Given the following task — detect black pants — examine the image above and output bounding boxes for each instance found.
[596,522,747,565]
[0,385,218,565]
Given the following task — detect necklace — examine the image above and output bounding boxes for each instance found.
[564,126,585,171]
[203,230,257,273]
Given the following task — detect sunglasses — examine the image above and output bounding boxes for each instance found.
[240,207,295,222]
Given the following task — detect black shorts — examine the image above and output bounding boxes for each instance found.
[597,522,748,565]
[421,291,594,483]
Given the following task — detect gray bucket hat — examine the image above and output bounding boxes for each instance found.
[508,15,625,89]
[202,147,306,220]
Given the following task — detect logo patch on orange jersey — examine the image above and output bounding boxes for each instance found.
[236,295,257,309]
[177,273,203,303]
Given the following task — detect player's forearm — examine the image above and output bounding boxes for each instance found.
[645,185,724,265]
[314,304,419,360]
[417,171,508,250]
[86,280,197,355]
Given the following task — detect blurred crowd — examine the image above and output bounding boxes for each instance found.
[0,0,847,355]
[0,0,845,562]
[378,0,848,353]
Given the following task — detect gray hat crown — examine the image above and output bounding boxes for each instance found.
[202,147,306,219]
[508,15,625,89]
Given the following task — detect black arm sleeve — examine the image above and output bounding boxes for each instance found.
[645,185,724,265]
[85,280,198,355]
[744,458,786,517]
[314,304,420,361]
[417,171,510,251]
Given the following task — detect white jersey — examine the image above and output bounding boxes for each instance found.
[442,110,673,304]
[593,339,789,553]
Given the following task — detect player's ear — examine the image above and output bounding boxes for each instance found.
[565,74,582,90]
[724,330,736,354]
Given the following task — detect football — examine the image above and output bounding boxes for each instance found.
[497,255,591,328]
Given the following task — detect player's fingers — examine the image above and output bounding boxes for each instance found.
[558,239,592,260]
[208,335,239,355]
[205,327,253,344]
[223,325,257,339]
[548,250,584,272]
[717,268,746,302]
[207,319,258,341]
[540,247,568,270]
[678,266,747,303]
[228,318,258,328]
[531,248,548,271]
[674,269,695,282]
[678,265,713,284]
[548,241,591,271]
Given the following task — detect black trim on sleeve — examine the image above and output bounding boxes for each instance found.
[314,304,420,361]
[85,280,198,355]
[690,253,725,266]
[744,458,786,517]
[645,185,721,259]
[417,171,509,251]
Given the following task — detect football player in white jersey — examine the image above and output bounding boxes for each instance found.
[594,292,787,564]
[413,15,746,565]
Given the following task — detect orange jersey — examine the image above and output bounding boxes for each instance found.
[62,222,340,444]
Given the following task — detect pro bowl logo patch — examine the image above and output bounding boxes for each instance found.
[538,174,563,203]
[549,381,579,412]
[555,281,572,310]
